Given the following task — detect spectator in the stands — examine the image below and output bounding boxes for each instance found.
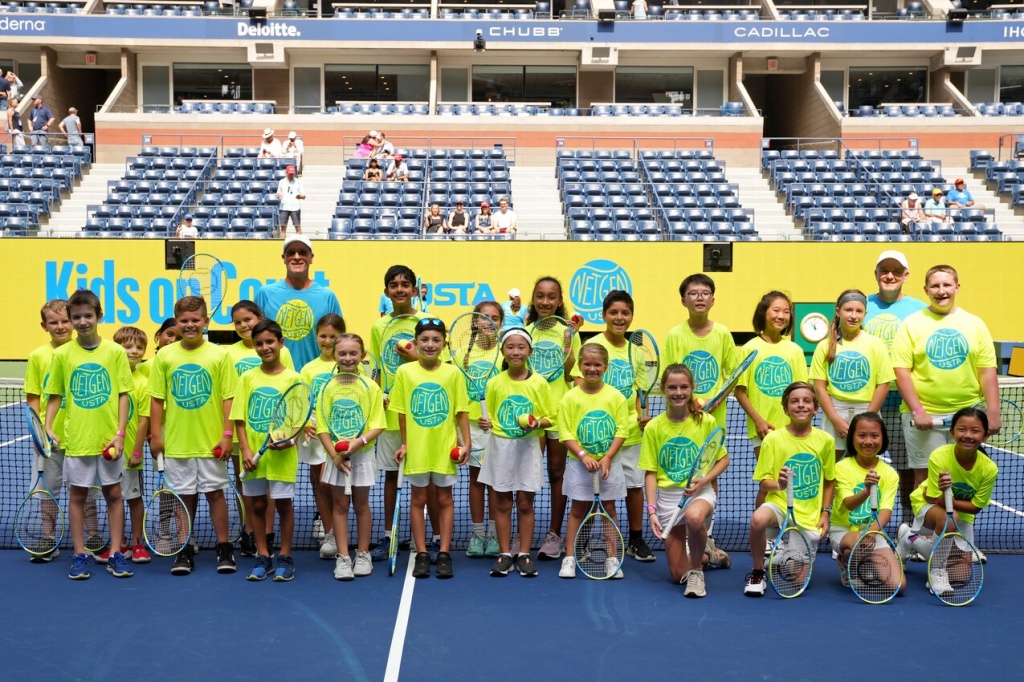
[474,201,494,233]
[282,131,304,175]
[276,164,305,237]
[946,177,985,211]
[355,133,374,159]
[632,0,648,19]
[0,71,10,111]
[259,128,282,158]
[424,203,446,234]
[6,70,23,101]
[175,213,199,238]
[363,158,383,182]
[493,196,517,234]
[373,131,395,159]
[59,107,83,147]
[448,200,470,235]
[922,188,950,227]
[899,192,927,233]
[28,96,54,147]
[6,97,25,146]
[387,154,409,182]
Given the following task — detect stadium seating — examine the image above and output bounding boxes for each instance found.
[0,142,90,235]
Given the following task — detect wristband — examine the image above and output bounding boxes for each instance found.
[578,450,589,459]
[646,504,657,514]
[913,406,925,415]
[360,436,368,446]
[117,429,126,437]
[822,506,832,514]
[223,430,234,437]
[132,450,143,459]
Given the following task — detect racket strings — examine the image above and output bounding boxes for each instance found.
[146,490,190,555]
[770,530,812,596]
[576,515,614,575]
[83,488,107,553]
[849,533,901,601]
[16,490,64,554]
[272,387,313,442]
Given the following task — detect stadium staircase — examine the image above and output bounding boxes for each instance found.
[45,164,124,236]
[294,165,343,239]
[509,165,566,238]
[730,166,799,239]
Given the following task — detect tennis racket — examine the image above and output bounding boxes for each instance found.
[847,483,903,604]
[528,315,575,383]
[361,350,382,383]
[415,276,426,313]
[15,451,65,557]
[318,372,374,495]
[931,398,1022,446]
[627,329,660,418]
[701,349,758,414]
[225,475,246,545]
[389,463,405,576]
[661,426,726,540]
[242,382,313,480]
[927,487,984,606]
[176,252,227,317]
[380,313,420,396]
[767,478,814,598]
[449,312,500,419]
[84,480,108,556]
[143,453,192,557]
[575,470,625,580]
[24,405,55,459]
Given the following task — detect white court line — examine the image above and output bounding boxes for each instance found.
[383,550,417,682]
[0,434,29,448]
[1,400,25,409]
[990,500,1024,518]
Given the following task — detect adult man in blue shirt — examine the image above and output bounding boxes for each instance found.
[946,177,985,211]
[29,96,55,147]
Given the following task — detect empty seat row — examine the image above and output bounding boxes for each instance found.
[326,103,430,115]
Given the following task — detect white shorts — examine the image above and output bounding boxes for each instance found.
[42,449,65,493]
[375,429,402,472]
[909,503,975,543]
[242,477,295,500]
[467,423,487,468]
[822,398,869,445]
[827,525,854,550]
[121,468,143,500]
[761,502,822,545]
[478,434,544,493]
[321,450,375,488]
[564,456,625,502]
[298,437,326,466]
[751,436,763,449]
[406,472,459,488]
[618,443,643,488]
[901,412,954,469]
[545,429,559,441]
[164,457,230,495]
[655,486,716,532]
[64,454,124,488]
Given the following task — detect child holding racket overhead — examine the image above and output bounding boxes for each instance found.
[299,313,347,562]
[112,325,152,564]
[148,295,237,577]
[558,343,628,579]
[478,327,553,577]
[810,290,893,459]
[317,333,386,580]
[745,382,835,597]
[391,318,471,579]
[641,364,729,597]
[232,320,303,582]
[571,290,652,563]
[526,276,583,562]
[829,412,902,592]
[897,407,998,589]
[44,289,133,580]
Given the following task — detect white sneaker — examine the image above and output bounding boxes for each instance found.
[320,529,338,560]
[334,555,354,581]
[559,556,577,579]
[928,568,954,597]
[974,549,987,564]
[606,557,624,580]
[539,530,564,560]
[353,550,373,577]
[684,570,706,598]
[895,524,913,562]
[313,516,325,542]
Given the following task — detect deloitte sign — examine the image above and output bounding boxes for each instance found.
[237,21,301,37]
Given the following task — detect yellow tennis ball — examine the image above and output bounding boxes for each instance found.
[518,414,537,429]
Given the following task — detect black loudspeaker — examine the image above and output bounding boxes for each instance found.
[165,239,195,269]
[703,243,733,273]
[947,8,968,23]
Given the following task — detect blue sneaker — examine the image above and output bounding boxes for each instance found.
[68,553,92,580]
[247,555,272,581]
[274,554,295,582]
[106,551,134,578]
[370,535,390,562]
[428,539,441,565]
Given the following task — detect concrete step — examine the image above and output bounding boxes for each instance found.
[46,164,125,235]
[510,165,567,237]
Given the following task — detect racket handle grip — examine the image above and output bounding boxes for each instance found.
[344,472,352,496]
[869,482,879,511]
[944,486,954,513]
[662,507,681,541]
[241,451,263,480]
[786,478,795,507]
[480,399,488,420]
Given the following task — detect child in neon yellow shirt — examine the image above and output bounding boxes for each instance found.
[113,325,152,564]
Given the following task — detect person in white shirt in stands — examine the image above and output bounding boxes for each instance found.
[259,128,282,159]
[899,192,927,233]
[282,131,304,176]
[276,164,305,237]
[387,154,409,182]
[175,213,199,238]
[493,196,517,235]
[59,107,83,147]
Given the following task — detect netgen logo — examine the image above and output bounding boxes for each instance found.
[237,21,301,37]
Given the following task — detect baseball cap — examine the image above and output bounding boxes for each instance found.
[262,128,274,138]
[394,154,403,162]
[369,129,379,138]
[455,200,464,206]
[932,188,943,195]
[184,213,193,221]
[908,192,918,200]
[286,164,296,174]
[288,131,297,139]
[954,177,965,184]
[283,234,313,253]
[876,250,909,269]
[414,317,446,337]
[508,288,520,298]
[481,201,490,208]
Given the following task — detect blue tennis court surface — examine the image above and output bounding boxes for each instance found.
[2,549,1021,681]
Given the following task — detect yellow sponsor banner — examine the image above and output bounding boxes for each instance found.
[3,239,1020,361]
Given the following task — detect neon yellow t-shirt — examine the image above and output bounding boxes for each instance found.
[371,311,424,430]
[570,334,641,446]
[753,427,835,530]
[531,326,581,432]
[831,457,898,531]
[908,444,998,524]
[890,308,997,414]
[737,336,808,440]
[315,373,386,446]
[224,340,295,377]
[25,342,67,442]
[809,332,895,403]
[662,321,738,429]
[557,383,629,460]
[485,370,553,440]
[301,356,337,417]
[147,341,236,459]
[638,411,725,488]
[124,368,152,470]
[45,339,133,457]
[229,368,302,483]
[389,362,470,477]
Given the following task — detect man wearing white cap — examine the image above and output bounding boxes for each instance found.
[259,128,282,159]
[276,164,305,237]
[282,131,304,176]
[501,288,525,330]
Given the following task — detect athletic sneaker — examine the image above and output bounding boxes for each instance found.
[171,545,195,576]
[510,533,521,558]
[370,535,390,562]
[94,546,112,564]
[895,524,914,562]
[928,568,954,597]
[484,535,500,557]
[517,553,538,577]
[131,543,151,564]
[683,570,706,598]
[87,536,107,560]
[836,554,850,588]
[334,555,355,581]
[320,529,338,560]
[975,549,987,564]
[626,536,655,562]
[107,551,134,578]
[606,557,624,579]
[30,545,60,563]
[744,569,767,597]
[538,530,564,560]
[704,537,732,570]
[120,545,134,561]
[313,514,325,542]
[489,554,514,577]
[559,556,577,579]
[412,551,431,579]
[353,551,373,577]
[274,554,295,582]
[247,555,272,581]
[216,542,237,574]
[68,553,92,580]
[466,533,486,558]
[428,539,441,565]
[436,552,454,579]
[239,531,257,558]
[155,534,173,556]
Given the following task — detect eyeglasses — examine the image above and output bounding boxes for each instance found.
[686,291,713,300]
